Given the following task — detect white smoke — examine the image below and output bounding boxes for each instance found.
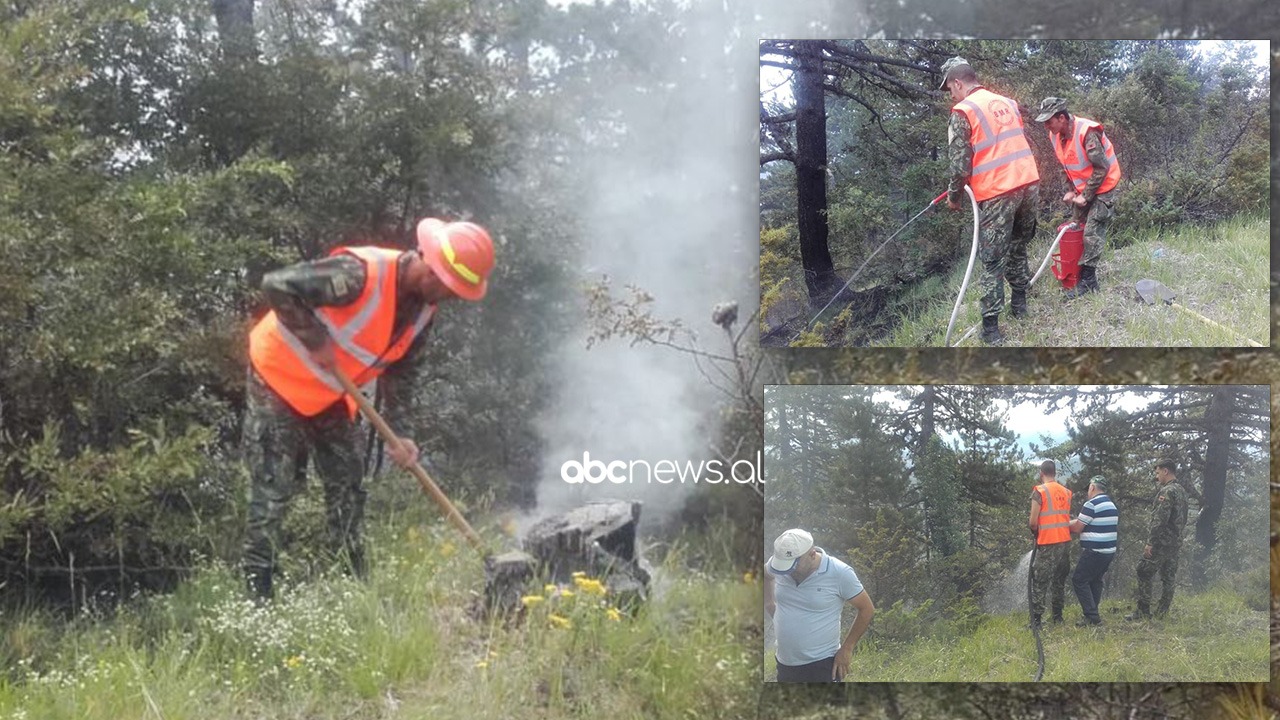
[532,3,872,528]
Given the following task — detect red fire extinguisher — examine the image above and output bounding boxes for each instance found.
[1051,222,1084,290]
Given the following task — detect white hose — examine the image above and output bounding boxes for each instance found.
[1030,222,1077,286]
[950,220,1079,347]
[943,185,980,348]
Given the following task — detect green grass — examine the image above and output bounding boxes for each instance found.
[875,212,1269,347]
[0,515,762,719]
[764,586,1268,682]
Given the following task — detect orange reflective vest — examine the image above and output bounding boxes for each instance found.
[1034,481,1073,545]
[1050,115,1121,196]
[952,88,1040,202]
[249,246,436,418]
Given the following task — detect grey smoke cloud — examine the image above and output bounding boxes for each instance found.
[533,3,873,524]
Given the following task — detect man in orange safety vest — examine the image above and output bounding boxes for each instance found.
[940,57,1042,345]
[1036,96,1123,299]
[242,218,495,600]
[1028,459,1073,626]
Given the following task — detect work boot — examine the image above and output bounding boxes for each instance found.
[245,567,273,602]
[1063,266,1097,300]
[1049,613,1064,625]
[1083,264,1100,291]
[1010,288,1027,318]
[1075,617,1103,627]
[981,316,1005,345]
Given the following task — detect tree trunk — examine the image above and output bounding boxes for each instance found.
[1192,387,1231,585]
[212,0,257,62]
[778,400,791,463]
[919,385,936,452]
[792,40,836,303]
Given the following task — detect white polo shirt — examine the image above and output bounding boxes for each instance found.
[769,548,865,666]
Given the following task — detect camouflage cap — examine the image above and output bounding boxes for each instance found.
[1034,96,1070,122]
[1088,475,1108,492]
[938,56,972,89]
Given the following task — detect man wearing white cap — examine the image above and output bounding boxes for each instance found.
[764,529,875,682]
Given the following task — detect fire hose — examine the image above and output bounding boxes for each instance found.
[1027,540,1045,682]
[943,185,980,347]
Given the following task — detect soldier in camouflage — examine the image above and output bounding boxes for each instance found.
[1028,460,1072,625]
[1127,458,1189,620]
[243,252,431,599]
[941,57,1040,345]
[1035,97,1122,298]
[242,220,494,600]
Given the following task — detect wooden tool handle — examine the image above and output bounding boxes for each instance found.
[334,371,486,550]
[1169,302,1264,347]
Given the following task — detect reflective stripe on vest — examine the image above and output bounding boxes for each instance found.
[953,88,1041,202]
[249,246,436,418]
[1036,481,1073,545]
[1051,116,1121,195]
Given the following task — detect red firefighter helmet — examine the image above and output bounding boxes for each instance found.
[415,218,495,301]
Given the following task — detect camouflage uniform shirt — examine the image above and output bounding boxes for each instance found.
[946,109,975,206]
[1145,481,1188,550]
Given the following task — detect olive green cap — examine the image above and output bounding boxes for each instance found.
[938,56,972,89]
[1035,96,1070,122]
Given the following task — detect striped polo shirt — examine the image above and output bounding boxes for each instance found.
[1077,493,1118,553]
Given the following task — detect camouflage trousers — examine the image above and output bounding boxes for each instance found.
[1073,189,1116,267]
[977,183,1039,319]
[1030,540,1071,620]
[242,369,368,580]
[1135,544,1180,616]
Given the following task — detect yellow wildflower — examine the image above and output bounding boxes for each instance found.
[606,607,623,622]
[559,588,575,598]
[440,541,456,558]
[521,595,545,608]
[573,576,607,596]
[571,571,587,579]
[743,571,755,583]
[544,583,558,594]
[474,661,489,669]
[548,614,572,630]
[283,655,304,669]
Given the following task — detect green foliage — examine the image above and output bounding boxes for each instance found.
[864,598,935,649]
[850,585,1268,682]
[7,0,759,601]
[849,507,922,606]
[919,436,964,558]
[0,506,761,719]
